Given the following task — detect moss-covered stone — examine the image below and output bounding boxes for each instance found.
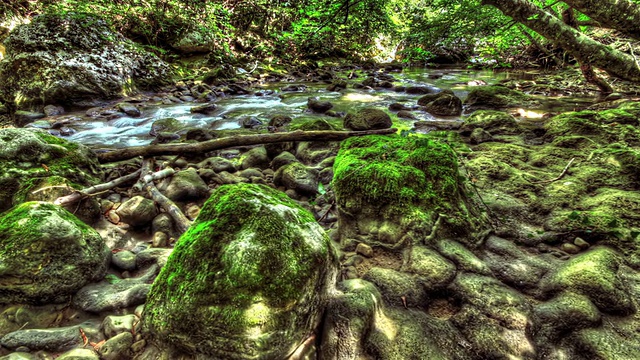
[0,202,110,304]
[333,134,488,248]
[362,267,428,308]
[142,183,338,359]
[464,85,539,110]
[406,246,457,291]
[343,108,392,131]
[540,247,634,315]
[0,128,103,213]
[460,110,521,135]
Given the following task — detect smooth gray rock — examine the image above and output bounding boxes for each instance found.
[112,250,137,271]
[98,332,133,360]
[73,280,151,313]
[102,314,138,338]
[0,321,99,352]
[56,348,100,360]
[116,196,158,227]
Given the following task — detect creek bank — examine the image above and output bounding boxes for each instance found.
[3,50,640,358]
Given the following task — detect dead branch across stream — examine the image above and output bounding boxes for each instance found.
[96,128,398,163]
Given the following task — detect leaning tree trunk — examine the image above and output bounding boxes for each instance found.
[563,0,640,41]
[482,0,640,82]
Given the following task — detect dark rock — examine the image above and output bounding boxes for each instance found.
[307,97,334,113]
[406,86,435,95]
[160,168,209,202]
[397,110,417,119]
[43,105,64,116]
[269,114,292,128]
[274,162,320,195]
[241,116,263,129]
[0,322,100,352]
[190,102,217,114]
[116,103,141,117]
[344,108,392,130]
[464,85,539,110]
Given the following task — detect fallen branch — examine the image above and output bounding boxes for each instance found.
[54,169,142,206]
[96,128,398,163]
[532,158,575,184]
[140,159,192,235]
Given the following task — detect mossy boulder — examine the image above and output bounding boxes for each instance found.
[540,247,634,315]
[463,85,539,110]
[332,135,488,248]
[418,91,463,116]
[142,183,338,359]
[544,107,640,145]
[0,14,172,114]
[460,110,521,135]
[343,108,393,131]
[0,128,103,213]
[0,202,110,304]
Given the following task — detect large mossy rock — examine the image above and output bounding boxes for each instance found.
[142,183,338,359]
[0,128,103,213]
[343,108,393,131]
[0,14,172,113]
[332,135,488,248]
[464,85,539,110]
[0,202,110,304]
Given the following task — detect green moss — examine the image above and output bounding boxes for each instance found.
[144,183,334,356]
[460,110,521,135]
[464,85,538,109]
[333,134,458,209]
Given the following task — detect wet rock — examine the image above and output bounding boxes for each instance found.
[190,102,217,114]
[115,196,158,228]
[98,332,133,360]
[112,250,137,271]
[159,168,209,202]
[0,14,171,112]
[355,243,373,258]
[149,118,184,136]
[540,247,634,315]
[326,80,347,91]
[270,151,298,170]
[281,84,306,92]
[307,97,334,113]
[460,110,521,135]
[136,248,172,269]
[73,279,151,313]
[199,156,237,173]
[102,314,138,338]
[397,110,417,119]
[57,348,100,360]
[215,171,250,184]
[0,321,100,352]
[389,102,409,111]
[343,108,392,130]
[408,246,457,291]
[363,267,428,307]
[423,93,463,116]
[0,202,110,304]
[274,162,319,195]
[116,103,141,117]
[240,146,270,170]
[464,85,539,110]
[406,86,435,94]
[268,114,292,128]
[43,105,64,116]
[469,127,493,144]
[142,183,338,359]
[241,116,263,129]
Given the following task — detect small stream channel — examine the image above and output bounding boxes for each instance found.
[46,68,597,149]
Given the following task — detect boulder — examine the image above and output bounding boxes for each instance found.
[343,108,392,130]
[159,168,209,202]
[0,202,110,304]
[0,14,172,114]
[464,85,539,110]
[274,162,320,195]
[460,110,521,136]
[333,135,488,248]
[142,183,338,359]
[420,92,463,116]
[115,196,158,227]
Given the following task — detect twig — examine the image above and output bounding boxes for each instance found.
[318,200,335,222]
[531,158,575,184]
[54,169,142,206]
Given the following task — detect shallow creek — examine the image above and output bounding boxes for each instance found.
[56,68,597,149]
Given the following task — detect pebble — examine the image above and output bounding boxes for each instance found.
[152,231,169,248]
[560,243,581,254]
[356,243,374,258]
[102,314,138,338]
[112,251,137,271]
[574,237,590,249]
[57,348,100,360]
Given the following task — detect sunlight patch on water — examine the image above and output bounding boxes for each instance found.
[341,92,384,103]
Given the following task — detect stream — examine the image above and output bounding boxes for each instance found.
[44,68,598,149]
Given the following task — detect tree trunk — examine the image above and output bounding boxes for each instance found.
[482,0,640,81]
[563,0,640,41]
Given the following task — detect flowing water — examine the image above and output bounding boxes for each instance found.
[51,68,597,149]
